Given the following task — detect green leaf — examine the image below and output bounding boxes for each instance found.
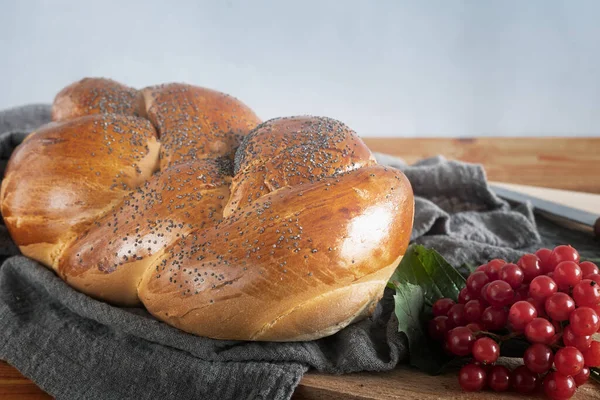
[393,282,424,346]
[393,281,453,374]
[388,245,471,374]
[390,244,466,306]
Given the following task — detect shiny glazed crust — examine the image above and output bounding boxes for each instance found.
[1,77,414,341]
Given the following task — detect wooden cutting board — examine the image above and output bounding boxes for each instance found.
[295,362,600,399]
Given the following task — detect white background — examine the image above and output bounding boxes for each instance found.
[1,0,600,137]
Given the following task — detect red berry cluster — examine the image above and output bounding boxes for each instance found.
[428,245,600,400]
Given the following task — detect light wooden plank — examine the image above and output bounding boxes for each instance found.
[363,138,600,193]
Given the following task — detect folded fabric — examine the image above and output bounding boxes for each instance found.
[0,105,558,400]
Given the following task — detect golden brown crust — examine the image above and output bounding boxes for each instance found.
[2,77,415,341]
[139,84,261,168]
[253,258,401,341]
[0,114,159,268]
[225,116,376,216]
[138,165,413,340]
[58,159,232,305]
[52,78,139,121]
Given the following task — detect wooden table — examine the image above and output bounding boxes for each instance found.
[2,137,600,400]
[365,137,600,194]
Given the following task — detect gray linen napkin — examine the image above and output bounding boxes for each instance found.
[0,105,594,400]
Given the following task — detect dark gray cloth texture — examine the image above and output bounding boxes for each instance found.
[0,105,593,400]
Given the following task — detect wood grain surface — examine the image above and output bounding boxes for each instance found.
[2,359,598,400]
[2,137,600,399]
[364,137,600,193]
[0,361,51,400]
[295,363,600,400]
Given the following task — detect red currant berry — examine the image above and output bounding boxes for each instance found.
[585,273,600,284]
[517,254,542,283]
[536,247,553,273]
[466,322,483,332]
[464,300,485,323]
[590,303,600,323]
[549,245,580,268]
[562,325,592,351]
[524,343,554,374]
[466,271,489,298]
[479,282,491,303]
[511,365,538,394]
[529,275,558,301]
[485,259,506,281]
[573,366,590,386]
[523,343,554,374]
[428,316,452,341]
[573,279,600,307]
[447,304,467,327]
[580,261,599,278]
[527,297,547,318]
[508,300,537,331]
[582,341,600,367]
[498,263,524,289]
[553,261,582,291]
[446,326,475,356]
[472,337,500,364]
[485,280,514,308]
[514,284,530,302]
[458,363,486,392]
[432,298,455,317]
[487,365,510,392]
[442,341,452,355]
[545,292,576,321]
[569,307,600,336]
[543,372,576,400]
[525,317,555,344]
[458,287,474,304]
[475,264,487,273]
[554,346,585,377]
[481,306,508,331]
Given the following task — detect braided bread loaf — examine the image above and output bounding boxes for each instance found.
[1,78,414,341]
